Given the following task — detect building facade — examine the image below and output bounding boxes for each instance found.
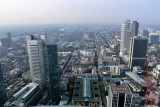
[120,20,131,57]
[44,44,60,104]
[72,74,102,107]
[108,84,132,107]
[131,21,139,37]
[149,33,159,44]
[27,35,45,87]
[128,36,148,69]
[0,64,7,107]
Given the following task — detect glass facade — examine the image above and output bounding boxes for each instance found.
[44,45,60,104]
[0,64,7,107]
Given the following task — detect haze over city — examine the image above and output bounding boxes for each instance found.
[1,0,160,107]
[0,0,160,25]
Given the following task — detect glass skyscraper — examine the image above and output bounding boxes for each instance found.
[0,64,7,107]
[44,44,60,104]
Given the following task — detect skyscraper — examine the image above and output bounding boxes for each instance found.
[27,35,45,87]
[27,35,60,104]
[0,32,12,48]
[44,44,60,104]
[131,21,139,37]
[119,20,131,56]
[128,36,148,69]
[0,64,7,107]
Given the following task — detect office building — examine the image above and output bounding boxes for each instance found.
[44,44,60,104]
[7,32,12,42]
[72,74,102,107]
[125,72,146,96]
[142,29,149,37]
[131,21,139,37]
[27,35,60,104]
[0,32,12,48]
[108,84,132,107]
[4,83,43,107]
[27,35,45,87]
[128,36,148,69]
[149,33,159,44]
[120,20,131,56]
[0,64,7,107]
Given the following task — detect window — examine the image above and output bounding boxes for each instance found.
[95,94,99,97]
[75,94,79,97]
[94,87,98,90]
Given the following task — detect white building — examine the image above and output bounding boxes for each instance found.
[27,35,45,87]
[120,20,131,57]
[152,65,160,77]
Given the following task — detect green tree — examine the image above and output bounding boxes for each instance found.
[158,73,160,79]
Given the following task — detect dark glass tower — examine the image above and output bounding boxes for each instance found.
[131,21,139,37]
[0,64,7,107]
[44,45,60,104]
[128,37,148,69]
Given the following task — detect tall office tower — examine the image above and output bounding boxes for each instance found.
[142,29,149,37]
[119,20,131,56]
[128,36,148,70]
[44,44,60,104]
[131,21,139,37]
[7,32,12,41]
[0,64,7,107]
[27,35,45,87]
[108,84,132,107]
[1,32,12,48]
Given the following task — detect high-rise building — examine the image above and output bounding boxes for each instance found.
[44,44,60,104]
[108,84,132,107]
[1,32,12,48]
[7,32,12,41]
[27,35,45,87]
[128,36,148,69]
[27,35,60,104]
[0,64,7,107]
[131,21,139,37]
[120,20,131,56]
[142,29,149,37]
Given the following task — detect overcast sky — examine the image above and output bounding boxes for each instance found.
[0,0,160,25]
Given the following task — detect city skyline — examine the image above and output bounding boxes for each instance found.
[0,0,160,25]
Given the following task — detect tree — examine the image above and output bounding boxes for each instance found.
[158,73,160,79]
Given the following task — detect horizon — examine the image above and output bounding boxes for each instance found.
[0,0,160,25]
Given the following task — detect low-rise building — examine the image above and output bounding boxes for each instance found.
[4,83,43,107]
[72,74,102,107]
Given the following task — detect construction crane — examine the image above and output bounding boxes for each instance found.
[144,64,155,107]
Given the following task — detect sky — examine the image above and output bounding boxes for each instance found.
[0,0,160,25]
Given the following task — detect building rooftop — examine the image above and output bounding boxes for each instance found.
[126,72,146,85]
[110,84,132,95]
[5,83,40,107]
[72,74,102,104]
